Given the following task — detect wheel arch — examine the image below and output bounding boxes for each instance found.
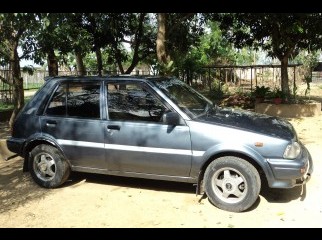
[22,138,70,172]
[197,151,267,195]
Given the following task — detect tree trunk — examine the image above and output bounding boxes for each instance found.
[156,13,169,65]
[125,13,145,74]
[9,46,24,129]
[95,47,103,76]
[47,49,58,77]
[111,40,125,74]
[75,49,86,76]
[280,56,290,97]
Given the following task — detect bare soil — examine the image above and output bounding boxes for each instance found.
[0,85,322,228]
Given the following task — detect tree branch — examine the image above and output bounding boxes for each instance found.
[125,13,145,74]
[168,13,195,35]
[121,38,133,44]
[0,75,11,85]
[19,48,36,60]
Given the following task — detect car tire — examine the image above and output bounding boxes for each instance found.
[29,144,70,188]
[204,156,261,212]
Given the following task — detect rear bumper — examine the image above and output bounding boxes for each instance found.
[266,145,313,188]
[6,137,25,156]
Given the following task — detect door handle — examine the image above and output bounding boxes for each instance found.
[107,125,120,130]
[46,120,57,127]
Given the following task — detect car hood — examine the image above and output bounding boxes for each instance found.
[197,106,296,140]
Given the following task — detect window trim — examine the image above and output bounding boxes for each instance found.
[43,80,102,120]
[105,81,174,123]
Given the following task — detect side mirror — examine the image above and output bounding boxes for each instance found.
[162,112,181,125]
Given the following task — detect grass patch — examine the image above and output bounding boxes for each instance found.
[0,102,14,111]
[1,83,42,91]
[24,83,43,90]
[0,96,33,112]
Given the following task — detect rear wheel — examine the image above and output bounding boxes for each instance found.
[29,144,70,188]
[204,156,261,212]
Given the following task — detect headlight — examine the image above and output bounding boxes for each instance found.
[283,142,301,159]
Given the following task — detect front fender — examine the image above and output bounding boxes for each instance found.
[191,143,275,183]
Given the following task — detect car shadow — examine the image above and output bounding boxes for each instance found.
[245,184,305,212]
[259,180,305,203]
[66,171,196,194]
[0,157,51,214]
[66,171,306,211]
[0,161,306,214]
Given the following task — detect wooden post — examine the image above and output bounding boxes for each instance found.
[293,66,296,98]
[225,70,227,83]
[208,67,211,90]
[250,67,253,91]
[273,66,275,86]
[255,68,257,86]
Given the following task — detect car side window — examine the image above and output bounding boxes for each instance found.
[46,82,100,119]
[107,83,168,122]
[46,84,67,116]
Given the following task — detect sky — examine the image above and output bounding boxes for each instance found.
[18,47,41,68]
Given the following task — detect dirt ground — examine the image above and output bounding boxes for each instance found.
[0,84,322,228]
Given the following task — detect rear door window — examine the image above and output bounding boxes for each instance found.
[45,82,101,119]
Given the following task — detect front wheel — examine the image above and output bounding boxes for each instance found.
[29,144,70,188]
[204,156,261,212]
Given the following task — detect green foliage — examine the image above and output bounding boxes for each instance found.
[216,13,322,96]
[23,13,156,75]
[165,14,206,62]
[221,83,230,95]
[253,86,271,98]
[211,79,221,91]
[293,50,320,81]
[292,50,320,99]
[197,21,236,65]
[105,13,156,74]
[269,89,286,99]
[170,20,257,82]
[293,51,321,70]
[208,79,228,100]
[234,48,257,65]
[0,101,13,111]
[218,13,322,59]
[0,95,32,111]
[151,60,177,76]
[0,13,38,58]
[22,65,35,75]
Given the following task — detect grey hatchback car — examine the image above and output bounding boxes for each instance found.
[7,75,313,212]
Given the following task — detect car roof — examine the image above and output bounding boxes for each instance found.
[44,75,172,83]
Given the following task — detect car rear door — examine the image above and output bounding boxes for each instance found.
[104,81,192,177]
[40,80,106,170]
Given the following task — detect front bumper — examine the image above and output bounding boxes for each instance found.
[266,144,313,188]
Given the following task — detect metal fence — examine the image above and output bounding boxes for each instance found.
[0,69,47,104]
[0,65,310,105]
[0,69,153,104]
[312,72,322,82]
[0,70,12,104]
[202,64,305,94]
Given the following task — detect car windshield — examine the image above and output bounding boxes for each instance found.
[151,78,213,119]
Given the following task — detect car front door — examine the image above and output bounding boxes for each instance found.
[104,81,192,177]
[40,81,106,170]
